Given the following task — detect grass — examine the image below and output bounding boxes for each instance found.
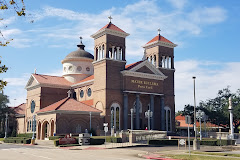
[166,154,235,160]
[0,138,4,141]
[191,151,240,158]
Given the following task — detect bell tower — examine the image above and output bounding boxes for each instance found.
[91,17,129,125]
[143,29,177,132]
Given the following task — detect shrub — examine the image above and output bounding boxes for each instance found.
[200,140,217,146]
[3,137,31,144]
[17,133,33,138]
[49,136,64,140]
[54,140,59,147]
[90,138,105,145]
[58,144,81,147]
[91,136,122,143]
[148,139,178,146]
[217,139,236,146]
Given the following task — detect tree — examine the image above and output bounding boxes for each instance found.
[0,0,26,90]
[0,92,9,136]
[179,87,240,132]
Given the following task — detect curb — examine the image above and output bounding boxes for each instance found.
[138,153,180,160]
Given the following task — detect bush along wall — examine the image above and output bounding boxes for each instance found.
[3,137,31,144]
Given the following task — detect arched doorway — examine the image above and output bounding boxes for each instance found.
[42,121,49,140]
[37,122,41,140]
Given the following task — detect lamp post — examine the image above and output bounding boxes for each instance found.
[32,115,36,140]
[192,76,199,150]
[4,112,8,139]
[196,110,205,141]
[229,96,234,139]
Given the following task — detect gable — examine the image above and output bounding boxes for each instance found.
[25,75,39,90]
[136,66,155,74]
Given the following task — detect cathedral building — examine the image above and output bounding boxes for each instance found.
[15,19,177,139]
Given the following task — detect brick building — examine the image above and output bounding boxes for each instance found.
[15,19,177,139]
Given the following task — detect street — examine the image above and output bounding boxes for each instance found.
[0,143,147,160]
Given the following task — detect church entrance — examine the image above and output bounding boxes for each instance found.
[41,121,49,139]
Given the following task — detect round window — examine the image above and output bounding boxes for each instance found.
[77,66,82,71]
[80,90,84,98]
[31,101,35,113]
[87,88,92,97]
[86,67,90,72]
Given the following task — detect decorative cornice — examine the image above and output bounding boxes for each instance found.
[121,70,167,80]
[71,79,94,88]
[143,40,177,49]
[92,58,126,65]
[61,57,93,64]
[91,28,129,39]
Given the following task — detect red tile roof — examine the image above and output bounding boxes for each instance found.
[33,74,72,86]
[81,99,93,106]
[13,103,26,115]
[74,75,94,85]
[146,35,173,45]
[176,115,221,128]
[37,97,101,113]
[125,61,143,70]
[99,22,126,33]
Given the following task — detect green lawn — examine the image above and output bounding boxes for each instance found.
[166,154,236,160]
[0,138,4,141]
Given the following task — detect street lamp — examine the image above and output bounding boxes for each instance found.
[4,112,8,139]
[196,110,205,140]
[228,96,234,139]
[192,76,199,150]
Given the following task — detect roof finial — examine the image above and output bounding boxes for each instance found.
[34,68,37,74]
[79,36,83,43]
[158,28,161,35]
[108,15,113,23]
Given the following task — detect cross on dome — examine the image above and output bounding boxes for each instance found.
[79,36,83,43]
[158,28,161,35]
[108,16,113,23]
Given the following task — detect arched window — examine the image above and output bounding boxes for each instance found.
[98,46,101,60]
[153,55,156,66]
[31,100,35,113]
[27,120,29,132]
[29,120,32,132]
[133,101,142,113]
[96,48,99,60]
[110,103,121,131]
[164,106,172,131]
[102,45,105,59]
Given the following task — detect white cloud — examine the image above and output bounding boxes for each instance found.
[189,7,227,24]
[166,0,188,9]
[175,60,240,111]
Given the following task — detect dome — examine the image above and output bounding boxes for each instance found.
[64,41,94,60]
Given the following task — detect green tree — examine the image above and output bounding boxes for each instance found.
[0,92,9,136]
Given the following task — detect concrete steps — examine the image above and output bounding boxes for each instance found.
[35,140,54,147]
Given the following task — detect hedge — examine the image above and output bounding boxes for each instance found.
[3,137,31,144]
[54,140,60,146]
[91,136,122,143]
[90,138,105,145]
[149,139,179,146]
[49,136,64,140]
[17,133,34,138]
[149,139,236,146]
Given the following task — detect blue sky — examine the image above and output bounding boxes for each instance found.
[1,0,240,111]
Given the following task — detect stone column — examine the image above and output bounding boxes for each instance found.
[112,46,115,59]
[167,56,169,68]
[136,94,140,130]
[160,96,165,130]
[116,47,120,60]
[150,95,154,130]
[123,93,128,130]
